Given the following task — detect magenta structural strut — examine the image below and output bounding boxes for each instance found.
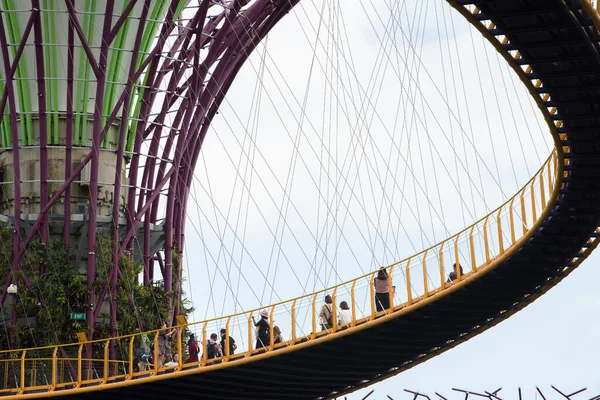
[0,0,302,336]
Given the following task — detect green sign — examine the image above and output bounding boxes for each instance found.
[70,313,86,321]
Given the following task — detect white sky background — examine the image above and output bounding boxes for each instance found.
[173,0,600,395]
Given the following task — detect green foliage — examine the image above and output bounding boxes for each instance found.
[0,228,192,352]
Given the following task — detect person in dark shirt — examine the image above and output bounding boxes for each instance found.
[447,263,464,282]
[252,310,271,349]
[219,328,237,356]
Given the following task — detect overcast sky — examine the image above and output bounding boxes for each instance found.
[176,0,599,396]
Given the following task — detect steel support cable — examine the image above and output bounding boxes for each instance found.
[437,0,466,228]
[280,2,450,253]
[494,49,533,178]
[297,0,496,222]
[222,38,269,314]
[291,1,483,236]
[481,34,521,189]
[352,0,509,201]
[216,0,478,294]
[447,8,485,218]
[432,0,457,233]
[355,0,492,223]
[261,0,326,303]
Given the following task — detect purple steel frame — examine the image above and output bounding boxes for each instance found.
[0,0,300,339]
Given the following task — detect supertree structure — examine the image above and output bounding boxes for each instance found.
[0,0,298,347]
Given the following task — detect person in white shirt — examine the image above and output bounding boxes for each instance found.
[338,301,352,326]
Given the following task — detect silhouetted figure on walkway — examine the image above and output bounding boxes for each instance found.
[447,263,464,282]
[185,334,199,363]
[253,310,271,349]
[220,328,237,356]
[206,333,223,359]
[319,294,334,331]
[374,269,390,312]
[338,300,352,326]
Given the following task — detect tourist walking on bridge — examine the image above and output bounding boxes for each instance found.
[253,310,271,349]
[319,295,334,331]
[374,269,390,312]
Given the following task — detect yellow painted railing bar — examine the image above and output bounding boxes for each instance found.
[291,299,297,344]
[497,205,504,255]
[540,169,546,207]
[423,249,429,296]
[351,280,357,327]
[454,234,460,280]
[201,322,208,366]
[332,286,338,332]
[531,177,538,222]
[19,351,25,393]
[370,273,376,319]
[469,225,476,271]
[76,344,83,388]
[102,339,110,384]
[269,306,275,351]
[127,336,134,380]
[439,241,446,289]
[405,258,412,304]
[483,216,490,264]
[176,327,183,372]
[387,265,395,309]
[547,161,553,205]
[312,293,318,339]
[509,197,516,245]
[224,317,232,362]
[520,192,527,235]
[50,346,58,391]
[246,312,253,357]
[152,333,159,376]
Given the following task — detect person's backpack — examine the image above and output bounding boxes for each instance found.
[326,304,333,324]
[206,342,221,359]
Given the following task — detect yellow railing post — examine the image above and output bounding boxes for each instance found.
[311,293,318,339]
[454,234,460,280]
[247,312,254,357]
[509,197,516,245]
[76,344,83,388]
[291,299,297,345]
[102,339,110,384]
[540,168,546,207]
[369,273,376,319]
[405,258,412,304]
[332,286,338,332]
[176,328,183,371]
[547,158,553,203]
[351,280,357,327]
[19,350,25,393]
[387,265,394,309]
[469,225,476,271]
[201,322,208,366]
[483,216,490,264]
[50,346,58,391]
[422,249,429,297]
[439,241,445,288]
[152,332,159,375]
[128,336,134,380]
[269,306,275,351]
[497,205,504,255]
[224,317,232,362]
[530,178,537,222]
[520,191,527,235]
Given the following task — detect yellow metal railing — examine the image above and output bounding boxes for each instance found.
[0,149,561,396]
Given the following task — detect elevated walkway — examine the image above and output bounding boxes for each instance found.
[2,0,600,399]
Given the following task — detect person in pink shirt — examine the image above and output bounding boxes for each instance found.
[374,269,390,312]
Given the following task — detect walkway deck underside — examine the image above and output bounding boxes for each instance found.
[11,0,600,399]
